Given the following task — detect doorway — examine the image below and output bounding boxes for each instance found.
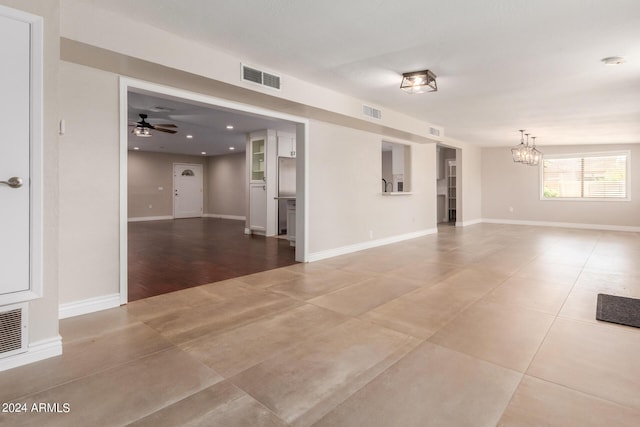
[119,78,308,304]
[436,145,458,225]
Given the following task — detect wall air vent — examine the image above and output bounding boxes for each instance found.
[0,303,28,359]
[362,105,382,120]
[429,127,441,137]
[241,64,281,90]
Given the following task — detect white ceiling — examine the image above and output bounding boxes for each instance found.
[128,90,297,156]
[108,0,640,148]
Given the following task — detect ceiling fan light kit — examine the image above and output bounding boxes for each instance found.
[129,113,178,137]
[400,69,437,93]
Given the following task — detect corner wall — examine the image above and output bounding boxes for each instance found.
[482,143,640,229]
[308,121,437,257]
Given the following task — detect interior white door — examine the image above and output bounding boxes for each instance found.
[173,163,203,219]
[0,10,34,298]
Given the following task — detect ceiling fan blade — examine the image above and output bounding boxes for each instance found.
[154,127,177,134]
[153,124,177,128]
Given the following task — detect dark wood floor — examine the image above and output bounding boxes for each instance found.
[128,218,297,301]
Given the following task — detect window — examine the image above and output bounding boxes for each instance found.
[541,152,629,200]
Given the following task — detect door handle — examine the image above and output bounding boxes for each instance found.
[0,177,23,188]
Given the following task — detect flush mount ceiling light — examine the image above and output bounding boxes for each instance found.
[511,130,543,166]
[186,134,193,139]
[226,125,234,130]
[601,56,625,65]
[400,70,437,93]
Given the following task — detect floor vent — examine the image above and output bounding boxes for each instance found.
[241,64,281,90]
[0,303,28,359]
[363,104,382,120]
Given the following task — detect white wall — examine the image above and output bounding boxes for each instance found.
[59,61,120,304]
[459,144,483,225]
[207,152,245,218]
[308,121,436,255]
[482,144,640,229]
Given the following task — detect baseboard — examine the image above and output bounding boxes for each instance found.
[0,335,62,372]
[482,218,640,233]
[308,228,438,262]
[59,293,121,319]
[204,214,246,221]
[128,215,173,222]
[458,218,483,227]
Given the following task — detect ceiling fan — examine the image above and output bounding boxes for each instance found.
[129,113,177,137]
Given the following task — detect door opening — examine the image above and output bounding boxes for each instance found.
[120,78,309,304]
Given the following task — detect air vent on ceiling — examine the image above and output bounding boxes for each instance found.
[0,303,28,359]
[362,104,382,120]
[429,127,441,137]
[241,64,281,90]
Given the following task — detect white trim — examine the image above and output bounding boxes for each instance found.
[58,293,121,319]
[119,82,129,306]
[308,229,437,262]
[458,218,483,227]
[482,218,640,233]
[204,214,246,221]
[0,335,62,372]
[128,215,173,222]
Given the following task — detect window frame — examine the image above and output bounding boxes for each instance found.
[539,150,631,202]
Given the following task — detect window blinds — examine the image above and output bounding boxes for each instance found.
[542,153,627,199]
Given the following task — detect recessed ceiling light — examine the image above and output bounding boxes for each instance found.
[226,125,234,130]
[133,147,140,150]
[186,135,193,139]
[201,152,207,155]
[601,56,625,65]
[229,146,235,150]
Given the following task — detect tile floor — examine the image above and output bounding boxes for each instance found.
[1,224,640,426]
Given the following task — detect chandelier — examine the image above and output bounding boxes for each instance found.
[511,130,542,166]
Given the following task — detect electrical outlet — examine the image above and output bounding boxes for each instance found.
[509,206,514,212]
[148,204,153,209]
[369,230,373,239]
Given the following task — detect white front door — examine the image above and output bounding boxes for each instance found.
[0,6,42,304]
[173,163,203,219]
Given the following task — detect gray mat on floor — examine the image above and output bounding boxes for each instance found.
[596,294,640,328]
